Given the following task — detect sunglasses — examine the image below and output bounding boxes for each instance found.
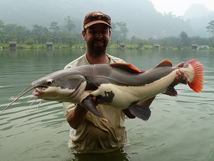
[84,13,111,26]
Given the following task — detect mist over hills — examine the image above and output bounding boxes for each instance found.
[183,4,214,37]
[0,0,213,39]
[184,4,213,20]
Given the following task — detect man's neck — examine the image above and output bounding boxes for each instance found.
[86,52,110,64]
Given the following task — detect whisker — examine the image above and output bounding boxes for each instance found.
[27,97,40,113]
[37,98,44,115]
[15,85,33,99]
[0,87,35,114]
[30,98,39,106]
[26,97,38,113]
[28,94,37,101]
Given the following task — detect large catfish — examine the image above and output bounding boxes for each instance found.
[1,59,204,122]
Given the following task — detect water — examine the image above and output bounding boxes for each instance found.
[0,49,213,161]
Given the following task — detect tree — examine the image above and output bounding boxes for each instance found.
[209,42,214,48]
[206,20,214,42]
[115,39,120,47]
[179,31,190,47]
[131,36,138,45]
[137,39,144,49]
[176,43,182,50]
[31,24,49,43]
[0,19,4,33]
[64,16,76,33]
[116,22,129,39]
[2,24,17,34]
[49,21,60,35]
[25,37,35,45]
[73,33,84,44]
[59,30,71,44]
[16,25,29,43]
[2,24,18,41]
[148,37,155,46]
[158,38,170,47]
[67,36,74,48]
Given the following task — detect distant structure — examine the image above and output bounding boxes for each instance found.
[46,42,53,49]
[154,44,160,49]
[119,43,126,49]
[197,45,209,49]
[191,44,198,49]
[9,41,16,49]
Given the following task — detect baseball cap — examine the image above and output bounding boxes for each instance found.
[83,11,111,29]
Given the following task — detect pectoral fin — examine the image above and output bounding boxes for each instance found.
[163,85,178,96]
[81,95,108,122]
[122,108,136,119]
[128,104,151,121]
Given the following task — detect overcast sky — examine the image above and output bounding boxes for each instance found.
[150,0,214,16]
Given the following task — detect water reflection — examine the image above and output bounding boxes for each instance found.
[66,148,130,161]
[0,49,214,161]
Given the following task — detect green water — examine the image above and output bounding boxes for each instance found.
[0,49,213,161]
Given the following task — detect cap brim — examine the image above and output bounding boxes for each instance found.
[84,20,111,29]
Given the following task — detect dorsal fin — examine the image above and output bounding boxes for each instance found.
[155,59,173,68]
[110,63,146,74]
[146,59,173,73]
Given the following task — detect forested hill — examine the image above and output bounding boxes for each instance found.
[0,0,213,38]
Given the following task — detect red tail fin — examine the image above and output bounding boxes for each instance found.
[187,59,204,93]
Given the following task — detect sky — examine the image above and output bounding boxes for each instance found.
[150,0,214,16]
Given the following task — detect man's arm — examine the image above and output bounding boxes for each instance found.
[66,104,88,129]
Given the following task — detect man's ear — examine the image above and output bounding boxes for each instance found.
[82,29,86,41]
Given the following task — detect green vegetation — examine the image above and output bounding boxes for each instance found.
[25,38,35,45]
[206,20,214,42]
[0,19,214,50]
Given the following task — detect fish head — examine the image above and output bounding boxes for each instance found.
[31,70,87,103]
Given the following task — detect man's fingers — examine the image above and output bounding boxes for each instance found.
[176,69,188,84]
[92,96,100,106]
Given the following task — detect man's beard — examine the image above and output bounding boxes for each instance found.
[89,39,107,57]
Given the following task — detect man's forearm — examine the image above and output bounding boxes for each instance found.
[67,104,88,129]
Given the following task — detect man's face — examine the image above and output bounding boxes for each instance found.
[82,23,111,57]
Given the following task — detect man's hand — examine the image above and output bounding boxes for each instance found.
[92,96,100,106]
[171,62,188,87]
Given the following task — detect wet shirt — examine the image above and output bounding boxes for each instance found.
[63,54,127,153]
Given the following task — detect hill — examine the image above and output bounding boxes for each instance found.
[0,0,213,38]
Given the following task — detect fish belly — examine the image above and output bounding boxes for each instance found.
[91,71,177,109]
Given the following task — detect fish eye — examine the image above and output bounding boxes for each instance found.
[47,79,53,85]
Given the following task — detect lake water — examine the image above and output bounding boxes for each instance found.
[0,48,214,161]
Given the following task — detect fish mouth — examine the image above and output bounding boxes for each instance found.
[32,86,47,96]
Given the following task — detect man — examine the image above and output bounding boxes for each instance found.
[63,11,187,153]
